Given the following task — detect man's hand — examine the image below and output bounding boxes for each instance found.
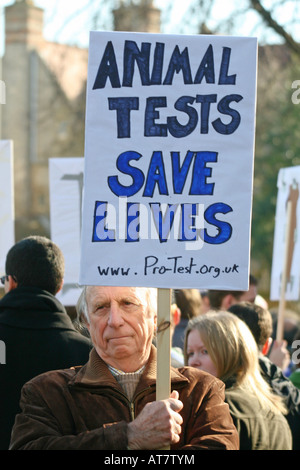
[127,390,183,450]
[269,339,290,371]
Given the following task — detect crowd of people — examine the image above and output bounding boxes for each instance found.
[1,235,300,450]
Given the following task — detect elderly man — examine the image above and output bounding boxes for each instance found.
[10,286,239,450]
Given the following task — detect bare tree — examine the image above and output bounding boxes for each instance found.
[249,0,300,55]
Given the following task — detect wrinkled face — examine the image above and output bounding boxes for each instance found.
[186,329,218,377]
[86,286,157,372]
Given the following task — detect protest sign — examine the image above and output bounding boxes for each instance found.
[49,157,84,305]
[270,166,300,302]
[0,140,15,276]
[79,31,257,290]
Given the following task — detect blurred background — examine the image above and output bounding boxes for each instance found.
[0,0,300,307]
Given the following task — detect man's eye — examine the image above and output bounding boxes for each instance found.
[94,304,107,314]
[122,300,139,309]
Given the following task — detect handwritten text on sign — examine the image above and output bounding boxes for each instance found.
[80,32,257,289]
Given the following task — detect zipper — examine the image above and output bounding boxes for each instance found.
[70,383,156,422]
[129,401,135,421]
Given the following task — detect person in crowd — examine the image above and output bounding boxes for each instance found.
[184,311,292,450]
[199,290,211,313]
[0,236,92,450]
[172,288,202,350]
[169,302,184,367]
[229,301,300,450]
[208,282,289,370]
[77,288,184,367]
[271,310,300,358]
[9,285,239,450]
[228,302,290,370]
[207,274,258,311]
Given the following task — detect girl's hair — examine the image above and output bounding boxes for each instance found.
[184,311,287,415]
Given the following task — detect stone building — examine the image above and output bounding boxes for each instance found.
[1,0,161,240]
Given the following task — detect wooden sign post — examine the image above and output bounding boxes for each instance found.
[156,288,171,401]
[276,200,292,341]
[156,287,171,450]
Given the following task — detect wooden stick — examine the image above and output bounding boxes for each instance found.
[156,287,171,450]
[156,288,171,400]
[277,200,292,341]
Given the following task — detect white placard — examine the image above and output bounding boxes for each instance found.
[270,166,300,301]
[49,157,84,305]
[0,140,15,276]
[80,32,257,289]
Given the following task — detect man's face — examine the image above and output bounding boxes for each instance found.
[86,286,157,372]
[239,284,257,303]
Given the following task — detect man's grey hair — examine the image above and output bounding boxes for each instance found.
[76,286,158,323]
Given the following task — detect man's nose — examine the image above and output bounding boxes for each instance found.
[107,303,124,327]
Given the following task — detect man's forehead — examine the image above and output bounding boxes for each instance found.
[86,286,147,302]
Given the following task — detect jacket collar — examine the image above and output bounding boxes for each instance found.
[71,345,189,392]
[0,286,74,330]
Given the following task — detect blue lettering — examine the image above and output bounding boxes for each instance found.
[93,41,120,89]
[108,151,145,197]
[150,42,165,85]
[218,47,236,84]
[108,97,139,138]
[143,151,168,197]
[150,203,178,242]
[167,96,198,138]
[163,46,193,85]
[144,97,168,137]
[93,42,237,90]
[189,151,218,195]
[108,150,217,197]
[123,40,151,87]
[126,202,140,242]
[92,201,115,242]
[203,203,233,244]
[194,44,215,84]
[171,150,194,194]
[179,203,197,241]
[212,94,243,134]
[195,94,217,134]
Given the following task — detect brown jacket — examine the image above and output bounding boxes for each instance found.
[10,346,239,450]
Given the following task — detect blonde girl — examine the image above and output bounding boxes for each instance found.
[184,311,292,450]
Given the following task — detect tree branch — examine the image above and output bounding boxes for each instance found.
[249,0,300,55]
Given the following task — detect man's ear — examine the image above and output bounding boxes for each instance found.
[221,294,236,310]
[171,305,181,327]
[6,275,18,292]
[262,337,273,356]
[56,279,64,294]
[153,314,157,331]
